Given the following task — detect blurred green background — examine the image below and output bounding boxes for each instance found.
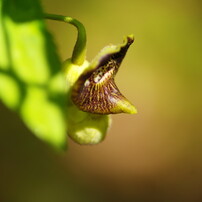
[1,0,202,201]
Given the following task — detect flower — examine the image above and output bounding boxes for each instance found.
[63,35,137,144]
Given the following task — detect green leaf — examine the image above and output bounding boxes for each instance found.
[0,0,67,150]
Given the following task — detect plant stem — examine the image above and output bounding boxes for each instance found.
[44,13,87,66]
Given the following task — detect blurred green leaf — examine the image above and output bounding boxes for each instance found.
[0,0,67,149]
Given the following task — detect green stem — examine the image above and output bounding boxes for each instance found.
[44,13,87,66]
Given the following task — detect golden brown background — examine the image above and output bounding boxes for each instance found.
[0,0,202,201]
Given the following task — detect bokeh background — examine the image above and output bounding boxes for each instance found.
[1,0,202,201]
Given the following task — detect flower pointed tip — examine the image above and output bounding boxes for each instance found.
[128,34,134,40]
[115,99,137,114]
[124,34,135,45]
[125,105,137,114]
[128,106,138,114]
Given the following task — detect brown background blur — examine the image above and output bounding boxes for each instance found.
[1,0,202,201]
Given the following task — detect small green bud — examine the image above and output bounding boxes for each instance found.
[67,104,111,144]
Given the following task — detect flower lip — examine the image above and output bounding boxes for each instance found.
[71,35,137,115]
[91,35,134,73]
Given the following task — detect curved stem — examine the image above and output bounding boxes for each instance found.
[44,13,87,66]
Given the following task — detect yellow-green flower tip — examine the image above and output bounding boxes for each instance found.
[111,98,137,114]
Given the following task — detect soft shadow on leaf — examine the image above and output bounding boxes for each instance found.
[0,0,67,150]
